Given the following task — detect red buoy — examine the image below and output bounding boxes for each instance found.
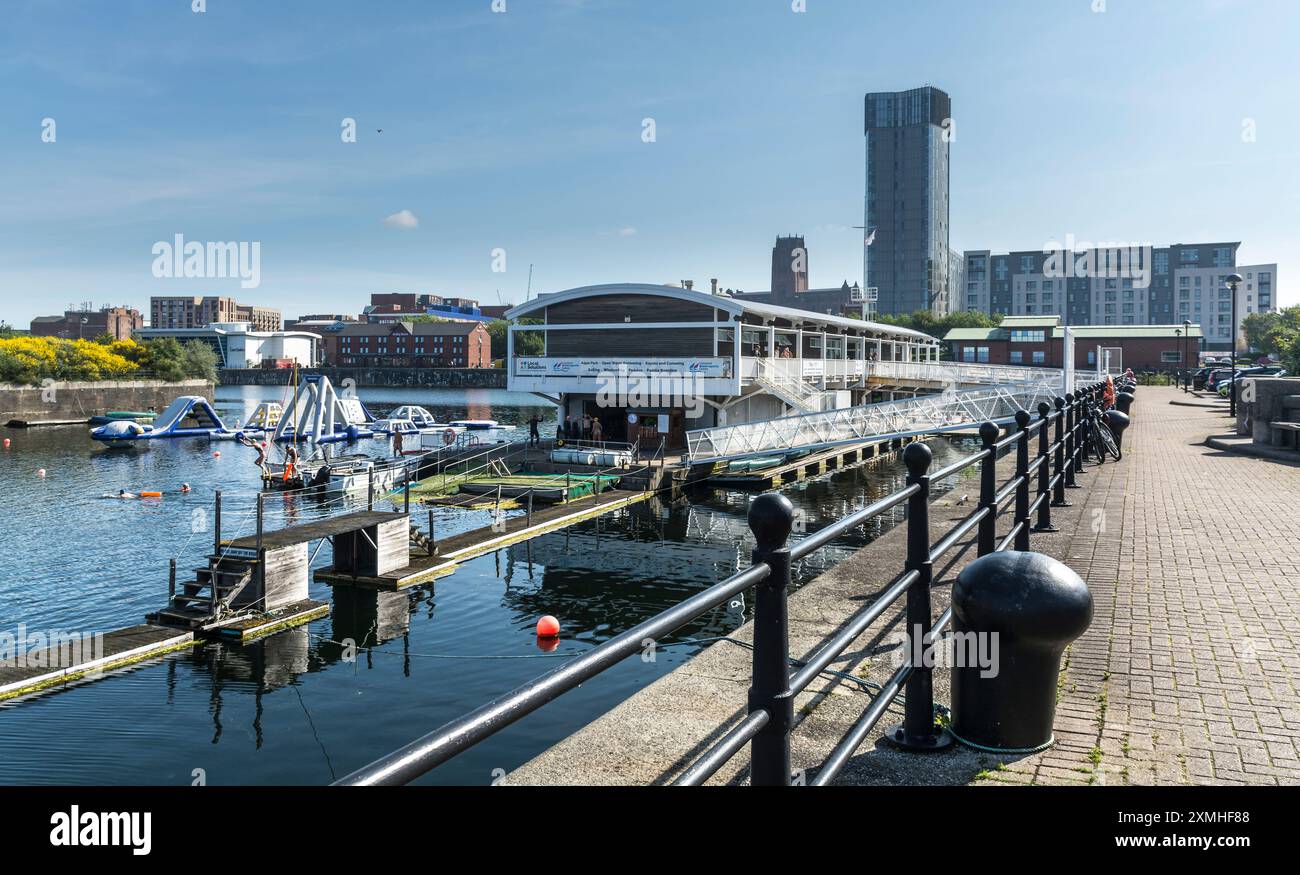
[3,438,10,448]
[212,451,221,458]
[536,615,560,638]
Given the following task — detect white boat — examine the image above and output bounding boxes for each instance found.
[264,453,420,494]
[419,426,472,450]
[449,419,499,430]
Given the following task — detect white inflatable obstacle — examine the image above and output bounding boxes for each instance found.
[271,375,379,444]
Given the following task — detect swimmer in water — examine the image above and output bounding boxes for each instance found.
[118,489,137,499]
[180,483,191,493]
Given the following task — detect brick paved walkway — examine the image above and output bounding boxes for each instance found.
[984,386,1300,786]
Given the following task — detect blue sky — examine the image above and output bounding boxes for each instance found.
[2,0,1297,326]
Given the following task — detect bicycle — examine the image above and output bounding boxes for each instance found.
[1083,398,1122,463]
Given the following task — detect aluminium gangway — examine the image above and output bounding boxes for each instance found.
[686,362,1099,463]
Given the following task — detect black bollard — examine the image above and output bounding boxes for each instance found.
[1103,409,1131,456]
[1114,391,1135,416]
[950,551,1092,752]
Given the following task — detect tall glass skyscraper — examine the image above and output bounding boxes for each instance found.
[864,86,953,317]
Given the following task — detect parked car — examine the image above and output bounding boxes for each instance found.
[1206,369,1236,391]
[1215,367,1288,396]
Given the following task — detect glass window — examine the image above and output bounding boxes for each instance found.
[1010,351,1023,364]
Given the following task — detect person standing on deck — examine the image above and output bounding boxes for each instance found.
[582,414,592,441]
[591,417,603,444]
[527,414,541,447]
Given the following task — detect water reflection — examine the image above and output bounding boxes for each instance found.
[0,401,981,784]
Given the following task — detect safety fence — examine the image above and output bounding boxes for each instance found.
[336,382,1117,785]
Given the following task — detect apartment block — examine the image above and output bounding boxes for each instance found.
[150,296,282,332]
[960,243,1276,351]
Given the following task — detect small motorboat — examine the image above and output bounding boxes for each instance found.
[449,419,499,430]
[264,453,420,494]
[419,425,471,450]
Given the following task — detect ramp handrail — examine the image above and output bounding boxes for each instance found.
[686,379,1063,462]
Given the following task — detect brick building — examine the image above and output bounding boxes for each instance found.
[728,236,867,318]
[30,306,143,341]
[946,316,1205,372]
[151,296,281,332]
[329,321,491,368]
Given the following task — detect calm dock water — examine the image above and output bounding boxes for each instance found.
[0,385,976,785]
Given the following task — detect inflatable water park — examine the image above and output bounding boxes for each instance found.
[90,396,234,447]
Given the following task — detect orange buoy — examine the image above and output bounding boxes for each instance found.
[212,451,221,458]
[139,491,163,498]
[3,438,10,448]
[536,615,561,638]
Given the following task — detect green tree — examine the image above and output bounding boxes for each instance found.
[180,340,220,381]
[142,337,187,381]
[486,320,508,360]
[492,318,544,358]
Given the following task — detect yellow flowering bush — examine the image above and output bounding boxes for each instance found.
[0,336,140,385]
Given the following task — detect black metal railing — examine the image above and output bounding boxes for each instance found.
[336,383,1110,786]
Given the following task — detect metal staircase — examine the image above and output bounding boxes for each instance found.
[752,358,828,414]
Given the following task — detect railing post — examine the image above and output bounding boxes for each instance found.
[368,466,375,512]
[746,493,796,785]
[1063,393,1077,488]
[1014,409,1032,551]
[886,443,952,752]
[977,421,998,556]
[1074,392,1089,477]
[169,558,176,599]
[256,492,264,554]
[527,490,534,527]
[1052,396,1070,506]
[214,489,222,556]
[1034,402,1057,533]
[427,509,436,556]
[404,464,411,514]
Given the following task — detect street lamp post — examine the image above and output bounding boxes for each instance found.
[1175,327,1183,390]
[1182,319,1191,391]
[1225,274,1244,419]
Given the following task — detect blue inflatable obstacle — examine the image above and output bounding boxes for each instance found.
[91,396,234,446]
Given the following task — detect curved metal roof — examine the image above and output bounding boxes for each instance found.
[505,283,938,343]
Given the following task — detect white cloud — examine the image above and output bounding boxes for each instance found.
[384,209,419,230]
[601,226,636,237]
